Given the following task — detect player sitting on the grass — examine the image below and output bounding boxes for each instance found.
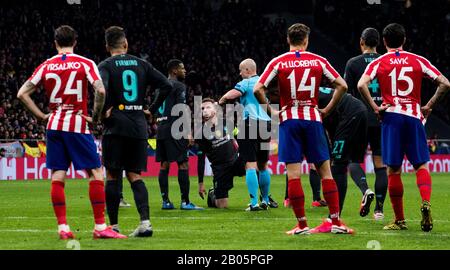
[97,26,173,237]
[344,27,387,221]
[358,23,450,232]
[196,98,246,208]
[254,23,354,235]
[219,58,278,211]
[17,25,126,239]
[155,59,203,211]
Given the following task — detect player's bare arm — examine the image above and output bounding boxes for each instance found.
[357,74,389,115]
[92,79,106,123]
[17,80,50,122]
[218,89,242,105]
[320,76,348,117]
[422,75,450,118]
[253,82,284,116]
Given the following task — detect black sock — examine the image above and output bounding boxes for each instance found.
[374,167,388,212]
[285,174,288,200]
[118,175,124,200]
[130,180,150,221]
[105,180,120,225]
[198,152,205,184]
[178,169,190,203]
[348,163,369,194]
[332,164,348,215]
[158,169,169,201]
[309,169,322,201]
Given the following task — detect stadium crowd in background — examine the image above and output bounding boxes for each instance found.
[1,0,449,142]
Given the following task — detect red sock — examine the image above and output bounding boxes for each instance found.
[388,174,404,221]
[416,168,432,202]
[51,181,67,225]
[287,178,307,228]
[322,179,340,225]
[89,180,106,225]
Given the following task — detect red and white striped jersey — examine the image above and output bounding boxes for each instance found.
[364,49,441,120]
[258,50,340,123]
[29,53,101,134]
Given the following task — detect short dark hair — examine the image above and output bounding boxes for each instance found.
[201,98,216,104]
[105,26,126,49]
[383,23,406,48]
[167,59,183,73]
[361,28,379,48]
[287,23,310,46]
[54,25,77,47]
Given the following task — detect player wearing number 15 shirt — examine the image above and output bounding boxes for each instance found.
[254,23,354,235]
[358,23,450,232]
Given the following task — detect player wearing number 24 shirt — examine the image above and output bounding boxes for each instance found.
[17,25,126,239]
[358,23,450,232]
[254,23,354,235]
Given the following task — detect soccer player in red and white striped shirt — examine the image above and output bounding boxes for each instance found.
[358,23,450,231]
[17,25,126,239]
[254,23,354,235]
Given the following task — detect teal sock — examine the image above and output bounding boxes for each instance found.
[246,169,259,206]
[259,170,271,203]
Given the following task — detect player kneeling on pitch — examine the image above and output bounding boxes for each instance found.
[196,98,246,208]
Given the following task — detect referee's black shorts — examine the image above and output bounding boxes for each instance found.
[236,119,271,164]
[155,137,189,163]
[331,110,368,164]
[212,156,246,199]
[102,135,148,173]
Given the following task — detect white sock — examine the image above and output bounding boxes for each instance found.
[58,224,70,233]
[95,223,107,231]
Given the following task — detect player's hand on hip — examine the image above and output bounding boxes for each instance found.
[421,105,432,119]
[375,104,390,121]
[318,108,330,118]
[143,109,152,119]
[39,113,51,123]
[198,182,206,199]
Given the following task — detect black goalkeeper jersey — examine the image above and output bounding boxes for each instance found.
[195,121,238,168]
[344,52,382,127]
[98,54,172,139]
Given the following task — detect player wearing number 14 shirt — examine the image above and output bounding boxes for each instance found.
[254,23,354,235]
[98,26,173,237]
[358,23,450,232]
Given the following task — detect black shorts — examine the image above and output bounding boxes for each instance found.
[212,156,246,199]
[102,135,148,173]
[155,137,188,163]
[367,126,382,156]
[236,120,270,164]
[331,111,368,164]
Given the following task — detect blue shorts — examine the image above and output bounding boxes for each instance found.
[46,130,101,171]
[278,119,330,164]
[382,112,430,167]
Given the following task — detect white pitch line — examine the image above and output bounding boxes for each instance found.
[1,216,450,223]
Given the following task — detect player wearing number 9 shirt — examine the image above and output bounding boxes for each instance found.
[358,23,450,232]
[17,25,126,239]
[254,23,354,235]
[98,26,173,237]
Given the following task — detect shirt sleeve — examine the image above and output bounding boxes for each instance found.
[343,59,356,96]
[28,62,47,86]
[82,59,101,85]
[320,58,340,82]
[98,62,110,90]
[146,62,173,114]
[234,79,246,94]
[258,59,279,87]
[416,56,442,80]
[363,58,381,80]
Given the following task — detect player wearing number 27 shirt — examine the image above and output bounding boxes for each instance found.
[358,23,450,232]
[254,23,354,235]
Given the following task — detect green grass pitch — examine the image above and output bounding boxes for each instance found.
[0,174,449,250]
